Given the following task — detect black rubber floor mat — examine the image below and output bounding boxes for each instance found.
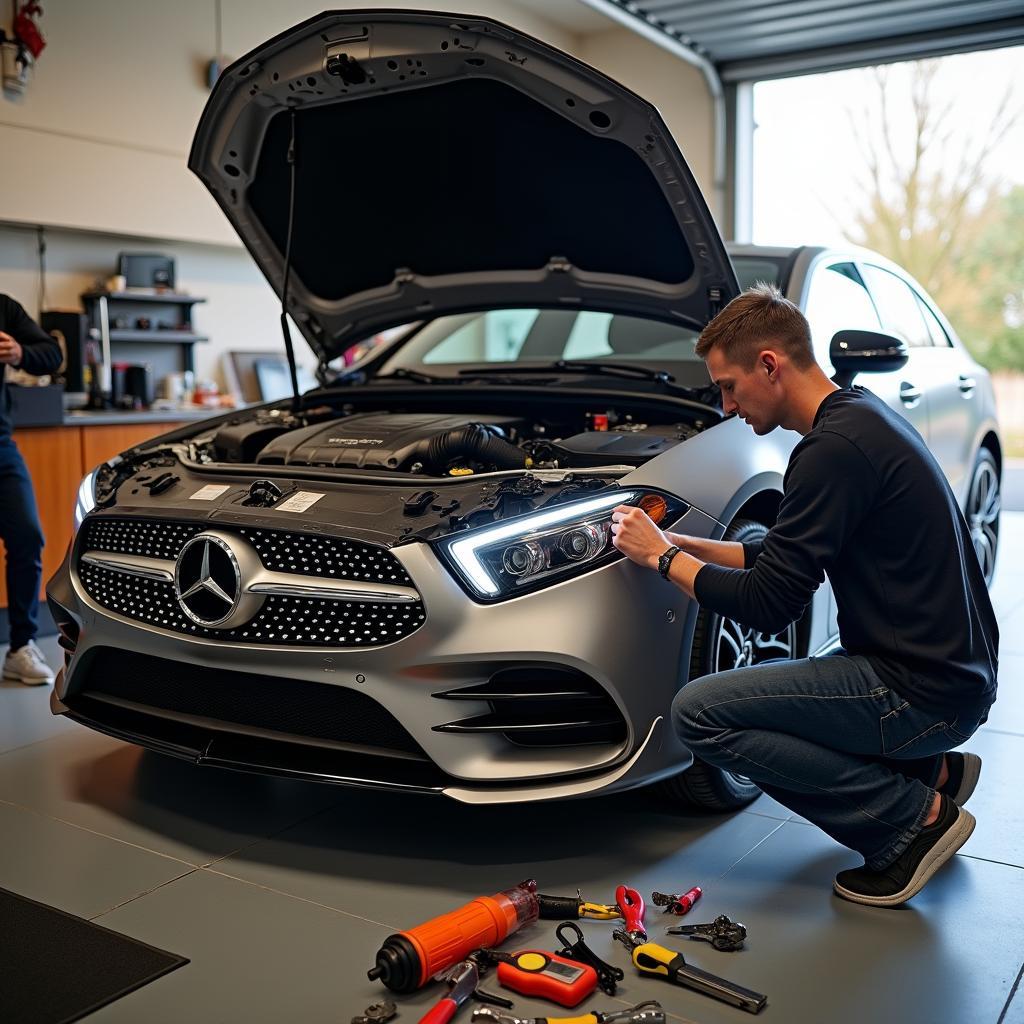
[0,888,189,1023]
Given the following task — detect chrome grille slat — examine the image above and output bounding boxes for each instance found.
[78,517,426,647]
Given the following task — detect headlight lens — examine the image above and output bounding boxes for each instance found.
[437,488,687,601]
[72,467,99,534]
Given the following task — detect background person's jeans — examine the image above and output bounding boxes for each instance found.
[672,652,990,869]
[0,437,45,651]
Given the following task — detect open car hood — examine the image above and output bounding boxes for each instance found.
[189,9,738,365]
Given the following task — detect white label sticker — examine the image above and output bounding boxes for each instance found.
[189,484,230,501]
[277,491,325,513]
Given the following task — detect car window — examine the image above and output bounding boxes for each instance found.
[562,311,614,359]
[803,263,882,374]
[862,265,932,348]
[389,308,702,369]
[733,258,783,289]
[916,295,952,348]
[422,309,540,364]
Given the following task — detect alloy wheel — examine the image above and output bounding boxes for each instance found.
[710,615,798,785]
[966,456,1000,585]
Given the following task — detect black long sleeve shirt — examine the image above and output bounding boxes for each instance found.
[0,294,63,438]
[694,386,998,716]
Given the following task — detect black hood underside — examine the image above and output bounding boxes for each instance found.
[189,10,738,362]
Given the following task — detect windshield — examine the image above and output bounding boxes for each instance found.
[371,255,788,383]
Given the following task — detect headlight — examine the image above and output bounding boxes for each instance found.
[436,488,687,601]
[72,467,99,534]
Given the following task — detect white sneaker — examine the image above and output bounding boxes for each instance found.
[2,639,55,686]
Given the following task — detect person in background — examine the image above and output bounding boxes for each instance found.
[1,293,62,685]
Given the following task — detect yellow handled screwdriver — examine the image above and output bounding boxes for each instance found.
[612,929,767,1014]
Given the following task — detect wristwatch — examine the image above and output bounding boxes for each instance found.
[657,545,682,579]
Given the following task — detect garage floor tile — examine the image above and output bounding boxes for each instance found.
[656,819,1024,1024]
[84,867,636,1023]
[0,729,342,867]
[0,678,76,754]
[0,800,192,920]
[947,728,1024,869]
[987,653,1024,736]
[210,785,786,929]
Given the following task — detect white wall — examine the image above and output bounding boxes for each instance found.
[0,2,714,393]
[0,222,301,391]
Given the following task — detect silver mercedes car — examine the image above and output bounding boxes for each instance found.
[46,10,1002,810]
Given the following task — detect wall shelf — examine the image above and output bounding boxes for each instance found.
[108,330,208,343]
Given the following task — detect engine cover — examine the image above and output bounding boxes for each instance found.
[255,412,520,469]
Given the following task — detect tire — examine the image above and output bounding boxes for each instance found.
[662,518,799,812]
[965,448,1000,586]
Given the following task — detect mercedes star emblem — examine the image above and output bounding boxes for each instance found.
[174,534,243,627]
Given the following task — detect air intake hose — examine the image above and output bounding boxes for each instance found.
[425,424,528,473]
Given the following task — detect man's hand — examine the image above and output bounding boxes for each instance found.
[0,332,23,367]
[610,504,671,569]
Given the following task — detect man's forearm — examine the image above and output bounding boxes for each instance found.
[665,534,746,569]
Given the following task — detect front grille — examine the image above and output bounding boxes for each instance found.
[77,516,425,647]
[71,647,427,758]
[433,665,627,747]
[82,517,415,585]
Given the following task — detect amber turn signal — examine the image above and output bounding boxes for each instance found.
[639,493,668,524]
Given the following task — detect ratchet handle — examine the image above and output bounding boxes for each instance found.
[615,886,646,937]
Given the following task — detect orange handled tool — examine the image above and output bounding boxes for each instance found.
[369,880,540,993]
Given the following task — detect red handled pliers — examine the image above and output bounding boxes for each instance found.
[615,884,647,943]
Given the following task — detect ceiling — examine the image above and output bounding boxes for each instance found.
[576,0,1024,80]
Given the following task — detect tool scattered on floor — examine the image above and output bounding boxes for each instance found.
[471,1000,666,1024]
[352,1000,398,1024]
[615,885,647,944]
[418,958,512,1024]
[612,928,767,1014]
[537,890,619,920]
[368,880,540,993]
[666,914,748,952]
[651,887,702,916]
[477,946,598,1006]
[553,920,624,996]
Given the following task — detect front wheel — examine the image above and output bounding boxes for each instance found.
[662,518,799,812]
[965,448,1000,586]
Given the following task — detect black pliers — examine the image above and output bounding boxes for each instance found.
[666,914,747,952]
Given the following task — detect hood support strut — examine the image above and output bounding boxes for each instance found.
[279,106,302,414]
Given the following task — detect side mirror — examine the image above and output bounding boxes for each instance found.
[830,329,908,388]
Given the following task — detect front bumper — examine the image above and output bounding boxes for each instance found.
[48,507,714,802]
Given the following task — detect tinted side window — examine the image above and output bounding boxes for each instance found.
[862,265,932,348]
[804,262,882,374]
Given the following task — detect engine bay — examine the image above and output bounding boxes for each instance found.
[198,402,709,477]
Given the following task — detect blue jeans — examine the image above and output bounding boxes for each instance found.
[672,652,990,869]
[0,437,45,650]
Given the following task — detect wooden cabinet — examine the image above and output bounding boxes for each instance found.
[0,421,180,606]
[80,422,180,469]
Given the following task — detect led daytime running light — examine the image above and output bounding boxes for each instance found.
[448,490,635,596]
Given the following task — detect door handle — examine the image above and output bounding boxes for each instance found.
[899,382,922,405]
[959,374,977,395]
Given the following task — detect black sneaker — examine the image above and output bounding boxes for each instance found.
[939,751,981,807]
[833,795,975,907]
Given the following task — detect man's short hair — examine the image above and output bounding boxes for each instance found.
[695,282,815,370]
